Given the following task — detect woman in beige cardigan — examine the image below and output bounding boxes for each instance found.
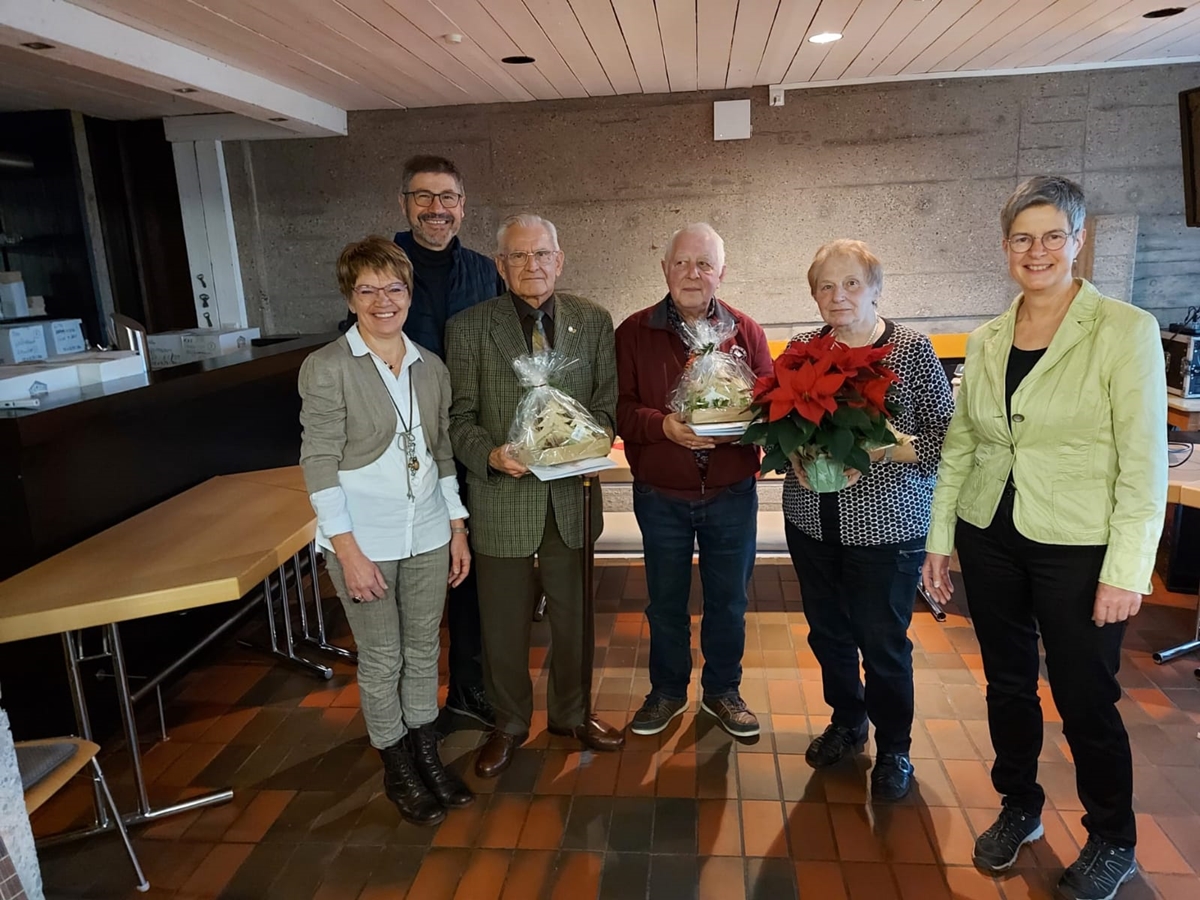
[299,236,472,827]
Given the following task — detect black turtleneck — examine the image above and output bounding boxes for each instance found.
[407,238,454,316]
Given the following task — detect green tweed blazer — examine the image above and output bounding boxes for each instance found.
[446,291,616,557]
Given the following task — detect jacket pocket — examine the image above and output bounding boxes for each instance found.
[1050,479,1112,538]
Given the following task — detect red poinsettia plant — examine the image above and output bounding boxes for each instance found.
[740,332,900,492]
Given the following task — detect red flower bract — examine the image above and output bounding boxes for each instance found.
[752,335,898,425]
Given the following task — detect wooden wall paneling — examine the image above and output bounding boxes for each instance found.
[611,0,671,94]
[696,0,738,91]
[479,0,591,98]
[657,0,699,93]
[1052,1,1194,65]
[902,1,1021,74]
[754,0,819,84]
[521,0,615,96]
[431,0,562,100]
[872,0,983,78]
[989,0,1130,70]
[330,0,514,105]
[725,0,780,89]
[933,0,1053,73]
[781,0,860,84]
[67,0,387,109]
[567,0,642,95]
[962,0,1099,71]
[840,0,943,80]
[812,0,904,83]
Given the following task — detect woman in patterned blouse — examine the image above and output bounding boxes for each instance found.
[783,239,955,801]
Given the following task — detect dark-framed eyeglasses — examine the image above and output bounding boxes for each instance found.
[353,282,409,300]
[403,190,463,208]
[1005,230,1075,253]
[499,249,560,268]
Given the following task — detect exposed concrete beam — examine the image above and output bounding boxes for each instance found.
[0,0,346,137]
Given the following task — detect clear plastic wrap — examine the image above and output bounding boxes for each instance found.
[669,318,756,424]
[507,350,612,466]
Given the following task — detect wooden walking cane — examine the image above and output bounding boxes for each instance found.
[581,473,597,716]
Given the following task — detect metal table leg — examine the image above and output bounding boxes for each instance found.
[295,543,356,662]
[240,566,333,679]
[581,474,596,716]
[62,630,109,829]
[1152,585,1200,664]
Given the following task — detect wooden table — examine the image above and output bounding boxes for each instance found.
[1168,397,1200,431]
[1156,449,1200,664]
[0,471,333,839]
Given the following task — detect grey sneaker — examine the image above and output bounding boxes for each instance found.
[973,807,1044,872]
[1057,836,1137,900]
[700,694,760,737]
[629,695,687,736]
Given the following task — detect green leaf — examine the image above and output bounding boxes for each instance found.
[846,445,871,474]
[788,414,816,444]
[827,426,854,461]
[741,421,769,445]
[761,445,789,474]
[832,406,871,431]
[778,420,807,458]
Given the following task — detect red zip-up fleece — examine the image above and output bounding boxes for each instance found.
[616,295,774,498]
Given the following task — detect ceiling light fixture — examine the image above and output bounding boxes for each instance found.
[501,55,536,64]
[808,32,842,44]
[20,41,55,51]
[443,33,463,44]
[174,87,197,94]
[1143,6,1186,16]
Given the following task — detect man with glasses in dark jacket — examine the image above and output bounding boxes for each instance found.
[345,155,503,727]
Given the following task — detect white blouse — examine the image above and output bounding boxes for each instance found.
[310,327,468,562]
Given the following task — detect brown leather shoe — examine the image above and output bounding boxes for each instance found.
[548,715,625,752]
[474,730,526,779]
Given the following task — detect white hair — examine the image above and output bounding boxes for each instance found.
[496,214,560,252]
[663,222,726,269]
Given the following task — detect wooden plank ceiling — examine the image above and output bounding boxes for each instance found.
[18,0,1200,112]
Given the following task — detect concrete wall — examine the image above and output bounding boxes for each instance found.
[226,63,1200,339]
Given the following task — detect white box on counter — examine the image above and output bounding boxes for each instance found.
[0,272,30,319]
[42,319,87,356]
[180,327,259,361]
[146,330,194,369]
[66,350,146,384]
[0,323,47,364]
[0,359,81,401]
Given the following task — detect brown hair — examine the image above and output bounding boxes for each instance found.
[336,236,414,299]
[402,154,464,194]
[806,239,884,295]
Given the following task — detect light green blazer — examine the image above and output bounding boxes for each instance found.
[927,280,1167,594]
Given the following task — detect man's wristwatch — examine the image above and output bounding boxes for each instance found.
[452,526,469,535]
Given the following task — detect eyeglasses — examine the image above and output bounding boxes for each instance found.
[500,249,560,268]
[1005,230,1075,253]
[353,282,409,300]
[403,190,463,208]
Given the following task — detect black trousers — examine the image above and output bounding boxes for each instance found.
[446,461,484,692]
[785,522,924,755]
[955,487,1136,847]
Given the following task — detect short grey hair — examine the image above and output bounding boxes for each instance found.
[663,223,725,269]
[496,214,560,252]
[1000,175,1087,237]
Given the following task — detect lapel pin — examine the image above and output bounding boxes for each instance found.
[568,325,577,334]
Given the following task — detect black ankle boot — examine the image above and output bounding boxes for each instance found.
[378,739,445,826]
[409,723,474,808]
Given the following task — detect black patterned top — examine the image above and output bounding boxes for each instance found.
[781,320,955,546]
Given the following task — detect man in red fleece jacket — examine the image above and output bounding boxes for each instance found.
[615,223,773,738]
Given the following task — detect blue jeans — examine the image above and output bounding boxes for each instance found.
[785,521,922,754]
[632,477,758,701]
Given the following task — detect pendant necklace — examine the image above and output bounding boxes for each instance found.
[378,363,421,498]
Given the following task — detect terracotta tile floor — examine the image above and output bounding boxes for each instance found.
[32,562,1200,899]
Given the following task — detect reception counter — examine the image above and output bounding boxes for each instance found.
[0,333,332,738]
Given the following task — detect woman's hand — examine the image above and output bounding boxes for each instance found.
[332,540,388,602]
[1092,582,1142,626]
[922,553,954,606]
[449,529,471,588]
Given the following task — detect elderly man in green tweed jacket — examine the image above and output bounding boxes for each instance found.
[446,213,625,778]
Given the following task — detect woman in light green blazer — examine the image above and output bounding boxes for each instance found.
[922,177,1166,900]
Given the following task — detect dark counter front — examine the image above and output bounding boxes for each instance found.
[0,333,333,738]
